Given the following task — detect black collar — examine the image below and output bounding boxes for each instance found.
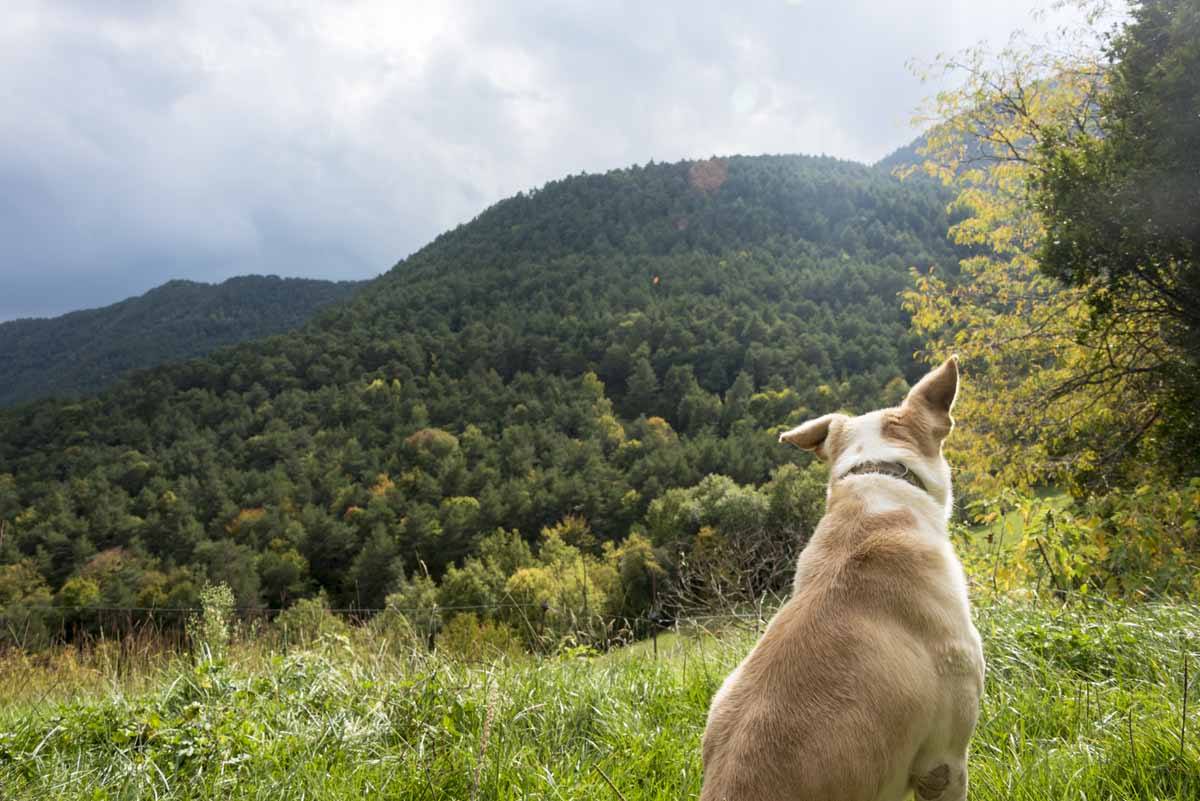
[840,460,928,494]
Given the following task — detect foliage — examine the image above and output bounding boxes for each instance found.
[603,532,666,622]
[902,2,1121,495]
[0,560,53,648]
[502,525,616,648]
[0,275,362,407]
[186,583,235,663]
[1035,0,1200,471]
[963,481,1200,598]
[384,573,442,646]
[436,612,522,660]
[648,463,827,609]
[273,595,350,648]
[901,0,1200,595]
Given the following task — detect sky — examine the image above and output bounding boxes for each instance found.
[0,0,1092,321]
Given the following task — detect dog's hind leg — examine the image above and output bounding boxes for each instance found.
[914,761,967,801]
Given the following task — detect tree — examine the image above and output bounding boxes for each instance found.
[1036,0,1200,470]
[603,533,665,622]
[721,371,754,433]
[257,541,310,607]
[625,353,660,415]
[193,540,261,609]
[0,474,18,563]
[903,0,1200,595]
[385,572,441,645]
[349,526,402,609]
[0,561,53,648]
[0,153,962,630]
[903,1,1155,495]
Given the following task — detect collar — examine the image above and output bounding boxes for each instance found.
[839,460,929,495]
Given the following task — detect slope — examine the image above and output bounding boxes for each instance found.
[0,275,364,406]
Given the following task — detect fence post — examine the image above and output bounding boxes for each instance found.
[651,571,658,659]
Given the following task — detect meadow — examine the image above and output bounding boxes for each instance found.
[1,597,1197,800]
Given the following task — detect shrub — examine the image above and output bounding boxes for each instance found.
[385,575,441,646]
[435,612,521,661]
[0,561,54,649]
[273,596,349,649]
[366,603,425,654]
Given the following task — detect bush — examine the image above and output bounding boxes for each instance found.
[0,561,54,649]
[366,604,425,654]
[384,575,442,646]
[435,613,521,661]
[273,596,348,649]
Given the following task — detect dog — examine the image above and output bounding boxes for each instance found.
[699,357,983,801]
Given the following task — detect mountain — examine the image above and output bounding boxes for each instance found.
[875,131,993,178]
[874,137,925,173]
[0,276,364,407]
[0,154,957,617]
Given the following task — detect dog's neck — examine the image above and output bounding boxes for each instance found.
[838,460,929,496]
[830,458,953,525]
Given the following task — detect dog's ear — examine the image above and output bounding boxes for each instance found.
[779,413,843,462]
[902,357,959,443]
[905,356,959,416]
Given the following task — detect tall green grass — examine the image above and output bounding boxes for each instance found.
[0,599,1197,799]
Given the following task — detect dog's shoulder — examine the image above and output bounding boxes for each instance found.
[800,484,948,584]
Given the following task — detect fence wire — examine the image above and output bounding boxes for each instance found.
[0,597,779,729]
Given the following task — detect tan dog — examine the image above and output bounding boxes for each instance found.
[700,357,983,801]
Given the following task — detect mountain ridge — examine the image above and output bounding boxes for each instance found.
[0,274,364,406]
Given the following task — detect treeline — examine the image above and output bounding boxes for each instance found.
[1,464,829,651]
[0,155,958,644]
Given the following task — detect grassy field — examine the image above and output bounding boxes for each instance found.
[1,599,1198,800]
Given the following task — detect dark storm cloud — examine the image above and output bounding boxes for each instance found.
[0,0,1086,321]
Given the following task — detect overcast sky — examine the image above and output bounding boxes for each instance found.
[1,0,1089,321]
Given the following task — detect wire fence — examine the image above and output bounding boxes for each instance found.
[0,578,1166,646]
[0,596,774,662]
[0,597,781,727]
[0,579,1148,655]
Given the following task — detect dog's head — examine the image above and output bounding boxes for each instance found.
[778,357,959,518]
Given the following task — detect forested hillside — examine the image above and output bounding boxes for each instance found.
[0,276,363,406]
[0,155,957,631]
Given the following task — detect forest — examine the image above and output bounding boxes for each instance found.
[0,155,958,642]
[0,275,363,406]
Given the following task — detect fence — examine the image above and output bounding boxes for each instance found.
[0,597,782,734]
[0,596,776,662]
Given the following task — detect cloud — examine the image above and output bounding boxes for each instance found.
[0,0,1090,320]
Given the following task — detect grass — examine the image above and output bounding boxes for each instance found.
[0,599,1198,800]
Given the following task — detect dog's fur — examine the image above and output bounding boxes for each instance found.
[699,358,983,801]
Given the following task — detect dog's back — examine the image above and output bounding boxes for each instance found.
[700,358,983,801]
